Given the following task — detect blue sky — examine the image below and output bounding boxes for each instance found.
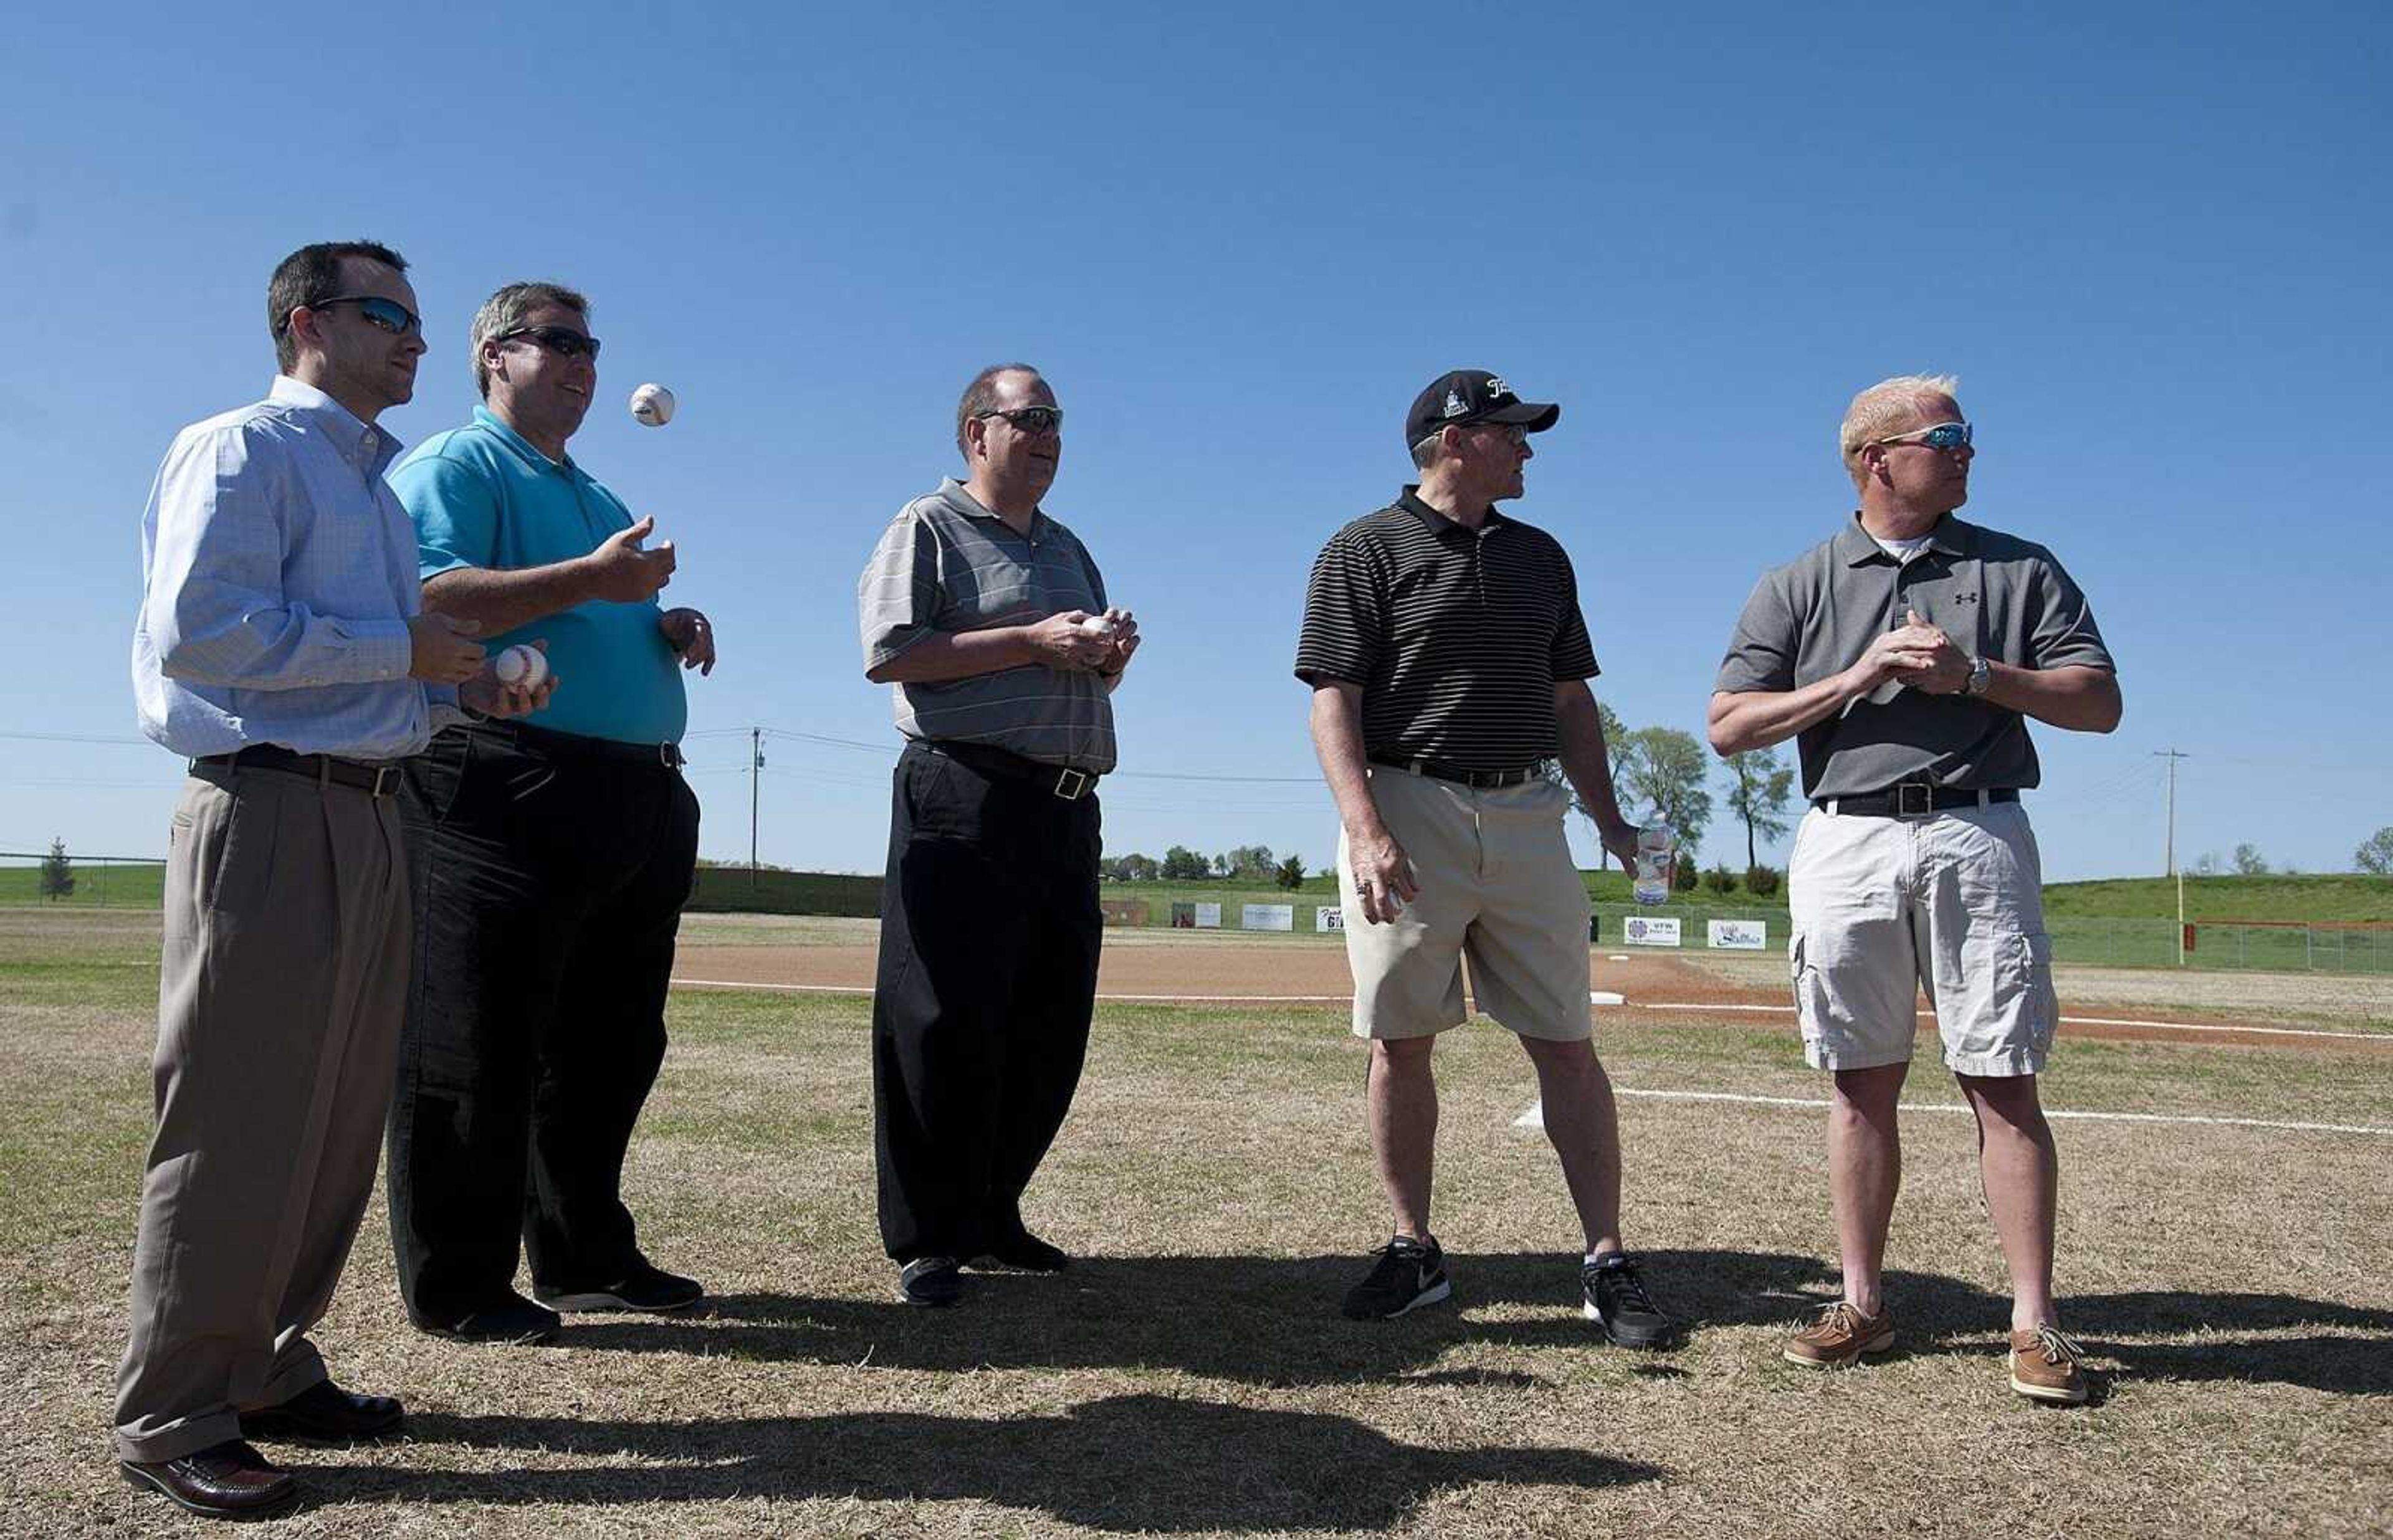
[3,2,2386,881]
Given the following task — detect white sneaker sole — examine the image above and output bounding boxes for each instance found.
[1353,1277,1451,1319]
[2010,1367,2090,1404]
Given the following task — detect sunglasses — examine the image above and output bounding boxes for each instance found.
[494,325,603,361]
[306,295,423,337]
[1471,422,1530,448]
[1873,421,1973,451]
[975,406,1063,434]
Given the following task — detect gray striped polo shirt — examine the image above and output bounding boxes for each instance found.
[857,477,1116,772]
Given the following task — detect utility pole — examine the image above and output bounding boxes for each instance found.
[2156,749,2189,964]
[750,726,764,892]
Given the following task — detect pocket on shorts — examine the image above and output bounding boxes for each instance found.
[1789,929,1827,1051]
[1996,929,2058,1055]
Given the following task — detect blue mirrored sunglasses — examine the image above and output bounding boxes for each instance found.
[308,295,423,337]
[1875,421,1972,450]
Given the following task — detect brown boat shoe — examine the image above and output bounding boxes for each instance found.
[2009,1324,2091,1404]
[1783,1300,1898,1369]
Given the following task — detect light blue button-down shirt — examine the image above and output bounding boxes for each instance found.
[131,376,458,760]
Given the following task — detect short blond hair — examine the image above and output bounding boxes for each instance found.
[1840,374,1961,486]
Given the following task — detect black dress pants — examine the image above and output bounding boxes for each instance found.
[872,741,1102,1263]
[386,720,699,1322]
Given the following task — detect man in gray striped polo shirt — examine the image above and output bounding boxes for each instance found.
[856,363,1138,1307]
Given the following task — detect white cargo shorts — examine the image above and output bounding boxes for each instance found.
[1786,799,2057,1077]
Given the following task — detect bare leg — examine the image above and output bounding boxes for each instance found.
[1519,1036,1622,1256]
[1367,1037,1438,1242]
[1828,1063,1909,1316]
[1957,1072,2060,1331]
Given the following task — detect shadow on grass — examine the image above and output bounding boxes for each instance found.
[547,1248,2393,1397]
[333,1394,1660,1529]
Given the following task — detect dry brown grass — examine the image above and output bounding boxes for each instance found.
[2,911,2389,1538]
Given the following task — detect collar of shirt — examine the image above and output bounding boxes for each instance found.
[269,374,404,477]
[1397,485,1507,539]
[470,403,589,480]
[1836,510,1976,567]
[935,475,1051,540]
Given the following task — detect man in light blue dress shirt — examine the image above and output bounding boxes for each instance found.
[117,241,552,1521]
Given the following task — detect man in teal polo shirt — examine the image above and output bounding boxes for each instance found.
[384,280,717,1344]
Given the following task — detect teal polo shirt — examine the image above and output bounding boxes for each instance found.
[391,406,687,745]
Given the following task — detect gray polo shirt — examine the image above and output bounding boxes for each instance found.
[857,477,1116,772]
[1712,513,2114,800]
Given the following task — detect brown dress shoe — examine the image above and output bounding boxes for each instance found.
[241,1379,406,1442]
[120,1438,299,1519]
[1783,1300,1898,1368]
[2009,1325,2092,1404]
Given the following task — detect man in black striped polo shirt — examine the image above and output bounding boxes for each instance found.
[1296,369,1679,1346]
[856,363,1137,1308]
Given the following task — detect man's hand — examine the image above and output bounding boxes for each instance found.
[661,607,717,675]
[1843,616,1944,695]
[1094,609,1140,678]
[581,515,676,603]
[1026,611,1116,673]
[408,612,485,683]
[1892,607,1972,693]
[1597,819,1640,877]
[1347,827,1420,924]
[459,640,558,718]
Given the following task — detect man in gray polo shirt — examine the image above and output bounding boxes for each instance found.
[1709,373,2119,1404]
[856,363,1137,1308]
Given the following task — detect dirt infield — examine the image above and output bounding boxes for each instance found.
[671,926,2393,1052]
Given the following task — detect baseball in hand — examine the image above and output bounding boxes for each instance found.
[494,644,549,691]
[629,383,676,427]
[1078,615,1116,637]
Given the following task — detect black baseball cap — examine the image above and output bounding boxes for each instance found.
[1404,369,1560,450]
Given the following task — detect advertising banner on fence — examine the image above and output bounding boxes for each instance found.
[1172,902,1223,929]
[1317,906,1345,933]
[1708,919,1768,950]
[1623,915,1681,948]
[1243,903,1294,932]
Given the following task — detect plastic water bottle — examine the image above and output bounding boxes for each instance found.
[1632,819,1674,905]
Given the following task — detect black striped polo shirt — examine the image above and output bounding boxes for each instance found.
[1295,488,1598,772]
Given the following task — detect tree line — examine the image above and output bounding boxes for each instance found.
[1099,845,1311,889]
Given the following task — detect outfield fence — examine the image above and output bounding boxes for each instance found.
[16,855,2389,974]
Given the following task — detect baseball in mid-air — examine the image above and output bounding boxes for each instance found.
[629,383,676,427]
[494,644,549,692]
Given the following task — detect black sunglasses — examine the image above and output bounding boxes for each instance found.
[975,406,1063,434]
[494,325,603,361]
[300,295,423,337]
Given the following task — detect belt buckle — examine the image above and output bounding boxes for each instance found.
[368,764,394,797]
[659,742,682,769]
[1896,782,1934,819]
[1053,768,1090,801]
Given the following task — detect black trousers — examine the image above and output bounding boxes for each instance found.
[872,741,1102,1262]
[386,721,699,1321]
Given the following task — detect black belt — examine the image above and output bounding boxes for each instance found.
[921,739,1099,801]
[1818,784,2018,819]
[1368,753,1540,789]
[479,718,683,769]
[196,744,399,796]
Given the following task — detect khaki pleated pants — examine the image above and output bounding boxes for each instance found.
[113,763,409,1464]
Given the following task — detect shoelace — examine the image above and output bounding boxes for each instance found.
[1810,1300,1870,1338]
[1595,1257,1658,1314]
[2025,1324,2086,1365]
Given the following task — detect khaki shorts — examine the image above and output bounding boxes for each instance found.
[1337,768,1592,1042]
[1787,800,2057,1077]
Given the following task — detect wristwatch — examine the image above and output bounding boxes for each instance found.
[1963,655,1992,697]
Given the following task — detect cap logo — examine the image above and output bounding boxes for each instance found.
[1443,389,1467,417]
[1484,376,1511,399]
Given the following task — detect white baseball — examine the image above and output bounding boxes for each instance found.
[1078,615,1116,637]
[495,644,548,691]
[629,383,676,426]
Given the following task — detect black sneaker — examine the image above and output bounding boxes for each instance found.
[535,1259,705,1314]
[413,1291,561,1346]
[969,1231,1072,1273]
[897,1256,964,1308]
[1341,1236,1451,1320]
[1581,1252,1681,1348]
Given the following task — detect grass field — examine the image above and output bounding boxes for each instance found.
[2,908,2389,1538]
